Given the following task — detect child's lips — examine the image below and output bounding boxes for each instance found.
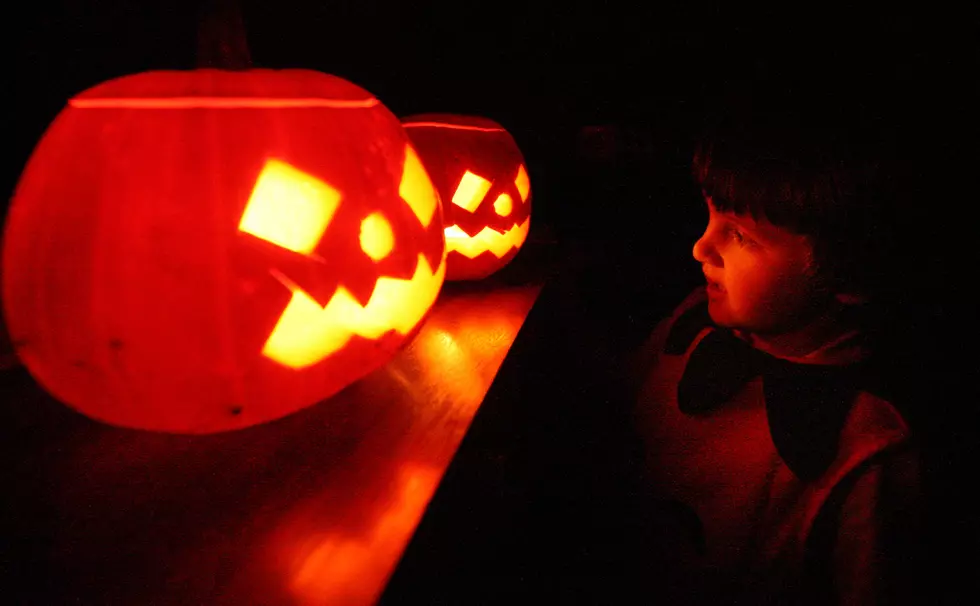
[705,276,725,294]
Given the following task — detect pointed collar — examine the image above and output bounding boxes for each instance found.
[666,294,884,481]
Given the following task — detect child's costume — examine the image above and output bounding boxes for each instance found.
[630,286,920,605]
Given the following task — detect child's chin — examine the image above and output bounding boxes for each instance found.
[706,298,736,327]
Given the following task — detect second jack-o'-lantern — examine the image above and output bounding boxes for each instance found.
[402,114,531,281]
[2,69,446,434]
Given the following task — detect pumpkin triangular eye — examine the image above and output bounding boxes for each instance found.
[452,170,492,212]
[238,159,340,254]
[399,145,438,228]
[514,164,530,203]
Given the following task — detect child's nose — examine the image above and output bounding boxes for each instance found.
[692,230,719,266]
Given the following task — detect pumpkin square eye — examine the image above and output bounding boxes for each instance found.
[238,159,340,254]
[452,170,492,212]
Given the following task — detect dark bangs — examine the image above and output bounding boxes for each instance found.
[691,117,872,240]
[690,106,892,297]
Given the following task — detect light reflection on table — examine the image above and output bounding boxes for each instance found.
[268,285,542,606]
[2,281,542,606]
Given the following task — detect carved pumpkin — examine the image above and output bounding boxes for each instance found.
[1,69,446,434]
[402,114,531,281]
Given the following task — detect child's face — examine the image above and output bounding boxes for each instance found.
[692,196,832,335]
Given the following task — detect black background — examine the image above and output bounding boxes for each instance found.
[8,1,974,602]
[10,2,966,348]
[11,2,960,241]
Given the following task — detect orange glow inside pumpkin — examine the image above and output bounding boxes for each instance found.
[264,255,445,368]
[238,159,341,254]
[515,164,530,202]
[451,170,492,212]
[443,163,531,259]
[444,219,530,259]
[237,151,445,370]
[493,193,513,216]
[359,212,394,261]
[398,146,439,228]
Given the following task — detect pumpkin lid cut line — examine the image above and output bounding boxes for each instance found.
[69,97,380,109]
[403,121,507,133]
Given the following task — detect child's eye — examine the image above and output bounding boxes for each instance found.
[726,226,747,244]
[724,225,758,248]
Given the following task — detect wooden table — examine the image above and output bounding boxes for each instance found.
[1,251,552,605]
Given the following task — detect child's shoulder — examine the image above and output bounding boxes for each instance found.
[647,286,712,352]
[627,286,710,391]
[667,285,710,324]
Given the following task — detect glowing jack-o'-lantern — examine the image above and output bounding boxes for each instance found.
[402,114,531,281]
[1,69,446,434]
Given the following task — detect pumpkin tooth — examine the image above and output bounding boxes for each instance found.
[444,218,530,260]
[262,254,446,369]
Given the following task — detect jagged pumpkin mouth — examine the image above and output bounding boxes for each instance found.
[237,149,444,369]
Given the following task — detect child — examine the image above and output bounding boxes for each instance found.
[626,96,922,604]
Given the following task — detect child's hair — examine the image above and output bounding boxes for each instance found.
[690,87,897,303]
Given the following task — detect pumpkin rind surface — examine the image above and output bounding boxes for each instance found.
[2,69,446,433]
[403,114,531,281]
